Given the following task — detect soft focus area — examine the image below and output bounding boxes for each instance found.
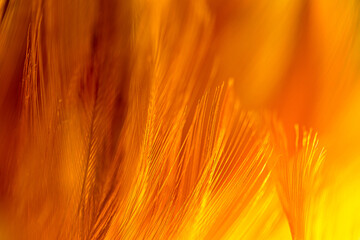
[0,0,360,239]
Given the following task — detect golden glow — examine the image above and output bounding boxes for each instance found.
[0,0,360,239]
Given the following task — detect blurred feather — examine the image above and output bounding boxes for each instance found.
[1,0,360,239]
[273,125,326,239]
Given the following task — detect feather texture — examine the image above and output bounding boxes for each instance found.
[1,0,360,239]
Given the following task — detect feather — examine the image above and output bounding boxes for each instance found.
[273,124,326,239]
[1,0,360,239]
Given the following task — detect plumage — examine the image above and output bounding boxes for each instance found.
[1,0,360,239]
